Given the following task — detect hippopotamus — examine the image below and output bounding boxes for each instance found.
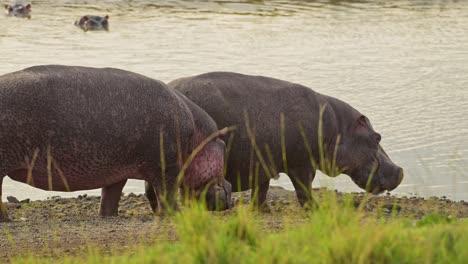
[74,15,109,32]
[0,65,231,222]
[4,3,31,19]
[147,72,404,209]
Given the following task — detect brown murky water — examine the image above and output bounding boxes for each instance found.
[1,0,467,201]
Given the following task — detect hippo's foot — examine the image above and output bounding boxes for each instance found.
[301,200,319,211]
[155,204,180,217]
[0,210,11,222]
[0,200,10,222]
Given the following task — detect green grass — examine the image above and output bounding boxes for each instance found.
[10,194,468,264]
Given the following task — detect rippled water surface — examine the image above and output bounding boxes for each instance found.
[1,0,467,201]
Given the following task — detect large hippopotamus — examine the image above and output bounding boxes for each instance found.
[4,3,31,19]
[0,65,231,222]
[148,72,404,209]
[74,15,109,32]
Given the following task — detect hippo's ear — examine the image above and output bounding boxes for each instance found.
[357,115,367,126]
[104,15,109,20]
[25,4,31,10]
[4,4,9,10]
[83,16,89,21]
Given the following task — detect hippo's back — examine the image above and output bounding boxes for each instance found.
[170,72,320,129]
[0,65,188,142]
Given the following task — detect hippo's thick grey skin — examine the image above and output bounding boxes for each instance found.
[161,72,404,209]
[74,15,109,32]
[0,65,230,222]
[4,3,31,19]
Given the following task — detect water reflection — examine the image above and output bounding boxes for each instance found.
[1,0,467,201]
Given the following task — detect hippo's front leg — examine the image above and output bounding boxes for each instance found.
[0,176,10,222]
[141,164,180,215]
[289,167,316,208]
[251,179,271,211]
[99,179,127,217]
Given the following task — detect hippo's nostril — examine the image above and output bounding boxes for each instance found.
[374,133,382,143]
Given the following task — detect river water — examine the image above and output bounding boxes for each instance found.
[1,0,467,201]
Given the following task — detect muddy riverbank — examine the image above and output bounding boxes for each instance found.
[1,187,467,261]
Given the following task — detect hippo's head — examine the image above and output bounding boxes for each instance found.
[74,15,109,32]
[185,131,232,211]
[5,4,31,19]
[327,102,403,194]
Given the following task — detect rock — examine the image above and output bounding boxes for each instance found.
[7,196,20,204]
[21,199,30,203]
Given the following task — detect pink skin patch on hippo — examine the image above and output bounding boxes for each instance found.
[183,130,225,191]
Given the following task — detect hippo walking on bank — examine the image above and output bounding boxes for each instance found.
[4,3,31,19]
[0,65,231,222]
[149,72,404,209]
[75,15,109,32]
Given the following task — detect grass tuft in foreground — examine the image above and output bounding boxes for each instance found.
[11,193,468,264]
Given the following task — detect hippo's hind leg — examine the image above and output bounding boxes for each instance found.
[0,176,10,222]
[289,167,316,209]
[99,179,127,217]
[144,180,158,213]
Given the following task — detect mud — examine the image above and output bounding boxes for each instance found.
[1,187,467,261]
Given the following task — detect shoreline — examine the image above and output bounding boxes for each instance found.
[1,187,467,261]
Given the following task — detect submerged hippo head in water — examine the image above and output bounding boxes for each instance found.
[4,3,31,19]
[74,15,109,32]
[154,72,404,209]
[0,65,231,222]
